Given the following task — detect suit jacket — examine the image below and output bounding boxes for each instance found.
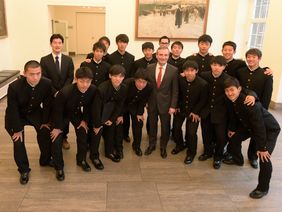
[40,53,74,91]
[146,63,178,114]
[5,77,53,133]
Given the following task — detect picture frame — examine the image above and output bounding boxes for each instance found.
[0,0,8,38]
[135,0,209,40]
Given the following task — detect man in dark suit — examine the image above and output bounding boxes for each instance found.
[223,77,280,199]
[145,47,178,158]
[40,34,74,150]
[5,60,54,185]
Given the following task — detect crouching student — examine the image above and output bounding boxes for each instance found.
[50,67,96,181]
[223,77,280,199]
[172,60,208,164]
[90,64,127,166]
[5,60,54,185]
[123,68,153,156]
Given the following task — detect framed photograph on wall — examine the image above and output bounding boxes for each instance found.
[0,0,8,38]
[135,0,209,40]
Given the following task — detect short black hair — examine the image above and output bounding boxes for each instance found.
[182,60,198,71]
[50,34,64,43]
[98,36,111,46]
[75,67,93,79]
[211,55,227,66]
[142,42,154,50]
[222,41,237,51]
[245,48,262,58]
[224,77,241,89]
[134,68,148,81]
[109,64,126,76]
[159,35,170,44]
[24,60,41,72]
[171,41,184,49]
[116,34,129,43]
[198,34,213,44]
[93,41,106,52]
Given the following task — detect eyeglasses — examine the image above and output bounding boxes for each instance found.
[160,42,169,44]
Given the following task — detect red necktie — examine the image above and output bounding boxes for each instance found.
[157,66,162,88]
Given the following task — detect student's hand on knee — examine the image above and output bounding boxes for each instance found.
[137,115,144,122]
[116,116,123,125]
[104,120,112,126]
[77,120,88,133]
[228,130,235,138]
[93,127,102,135]
[12,131,23,142]
[189,112,200,122]
[244,95,255,106]
[50,128,62,142]
[40,123,50,130]
[168,108,176,115]
[257,150,271,162]
[85,59,91,63]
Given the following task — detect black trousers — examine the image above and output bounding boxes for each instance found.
[52,120,88,170]
[229,126,280,191]
[173,113,199,156]
[130,113,144,149]
[148,110,171,149]
[123,112,130,139]
[90,122,123,158]
[7,121,52,173]
[201,115,227,160]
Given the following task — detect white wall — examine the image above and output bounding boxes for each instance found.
[0,0,281,102]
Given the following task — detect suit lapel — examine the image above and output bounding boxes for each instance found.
[159,64,170,88]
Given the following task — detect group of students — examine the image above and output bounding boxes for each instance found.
[4,33,280,199]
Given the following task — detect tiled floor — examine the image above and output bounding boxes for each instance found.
[0,56,281,211]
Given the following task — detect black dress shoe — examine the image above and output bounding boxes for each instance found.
[184,155,194,164]
[123,136,131,143]
[106,154,120,162]
[91,158,104,170]
[144,146,156,156]
[198,153,213,161]
[160,148,167,159]
[213,160,221,169]
[116,150,124,159]
[249,159,258,169]
[249,189,268,199]
[171,146,185,155]
[77,160,91,172]
[20,172,29,185]
[133,147,143,156]
[56,169,65,181]
[222,158,244,166]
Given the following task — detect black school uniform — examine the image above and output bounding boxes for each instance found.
[227,93,280,192]
[200,71,230,160]
[51,83,96,170]
[90,80,128,159]
[5,77,54,173]
[123,78,153,149]
[186,53,214,74]
[224,58,245,77]
[236,66,273,109]
[80,59,110,87]
[173,75,208,157]
[108,50,135,78]
[132,57,157,76]
[168,55,186,74]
